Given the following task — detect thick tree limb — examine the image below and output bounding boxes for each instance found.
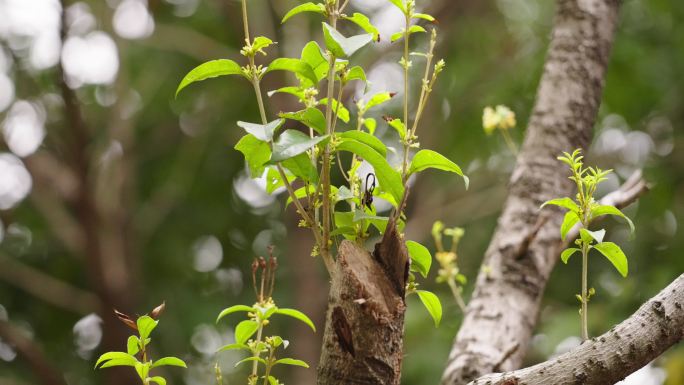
[470,273,684,385]
[441,0,622,383]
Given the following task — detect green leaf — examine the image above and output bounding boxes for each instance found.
[176,59,244,97]
[579,228,606,244]
[271,130,329,162]
[135,362,150,379]
[268,86,305,100]
[320,98,350,123]
[148,377,167,385]
[235,134,271,177]
[408,149,469,188]
[386,0,406,13]
[560,247,580,264]
[95,352,138,369]
[300,41,329,83]
[274,308,316,331]
[137,316,158,341]
[344,13,380,41]
[416,290,442,327]
[560,211,580,241]
[280,108,327,135]
[265,58,318,85]
[336,139,404,205]
[364,92,395,111]
[540,197,580,212]
[274,358,310,368]
[406,240,432,278]
[413,13,435,22]
[235,320,260,344]
[346,66,367,83]
[590,204,635,233]
[235,356,267,368]
[252,36,274,54]
[216,305,255,323]
[127,336,140,356]
[217,343,250,353]
[265,167,295,194]
[339,131,387,157]
[151,357,187,369]
[322,23,374,57]
[282,2,325,23]
[364,118,377,134]
[282,153,319,183]
[593,242,629,277]
[237,119,284,142]
[391,25,427,43]
[387,118,406,139]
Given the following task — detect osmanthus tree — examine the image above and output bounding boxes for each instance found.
[129,0,680,385]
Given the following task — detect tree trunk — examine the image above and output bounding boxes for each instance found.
[441,0,622,383]
[317,222,409,385]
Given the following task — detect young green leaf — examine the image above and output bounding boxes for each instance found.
[268,86,306,100]
[148,377,167,385]
[339,131,388,157]
[336,139,404,205]
[237,119,284,142]
[151,357,188,369]
[364,118,377,134]
[416,290,442,327]
[540,197,580,212]
[593,242,629,277]
[413,13,436,22]
[391,25,427,43]
[235,134,272,177]
[300,41,329,83]
[280,108,327,135]
[344,13,380,41]
[579,228,606,244]
[365,92,395,111]
[282,153,319,183]
[216,305,256,323]
[322,23,374,57]
[136,316,158,341]
[217,343,250,353]
[95,352,139,369]
[561,247,580,264]
[406,240,432,278]
[274,358,310,368]
[320,98,350,123]
[271,130,329,162]
[560,211,580,241]
[251,36,275,55]
[235,320,260,344]
[346,66,367,83]
[281,2,325,23]
[235,356,267,368]
[274,308,316,331]
[590,204,635,233]
[386,118,406,140]
[127,336,140,356]
[408,149,469,188]
[176,59,245,97]
[265,58,318,85]
[386,0,406,13]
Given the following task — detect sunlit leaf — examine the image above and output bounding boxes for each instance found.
[237,119,284,142]
[387,118,406,139]
[344,13,380,41]
[590,204,635,233]
[282,153,319,183]
[136,316,158,341]
[127,336,140,356]
[274,308,316,331]
[265,58,318,85]
[217,343,250,353]
[386,0,406,13]
[235,320,260,344]
[300,41,329,83]
[148,377,167,385]
[406,240,431,278]
[322,23,374,57]
[176,59,245,97]
[540,197,580,212]
[320,98,350,123]
[95,352,139,369]
[282,2,326,23]
[560,247,580,264]
[579,228,606,244]
[408,149,468,188]
[235,356,267,368]
[413,13,435,22]
[235,134,271,177]
[280,108,327,135]
[594,242,629,277]
[274,358,310,368]
[151,357,187,369]
[216,305,256,323]
[339,131,387,157]
[271,130,329,162]
[416,290,442,327]
[560,211,580,241]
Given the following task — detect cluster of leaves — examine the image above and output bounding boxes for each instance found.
[431,221,468,312]
[542,149,634,339]
[215,254,315,385]
[95,303,187,385]
[176,0,468,327]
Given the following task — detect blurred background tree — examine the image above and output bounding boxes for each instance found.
[0,0,682,384]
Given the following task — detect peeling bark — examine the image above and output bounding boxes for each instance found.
[470,273,684,385]
[317,223,409,385]
[441,0,622,383]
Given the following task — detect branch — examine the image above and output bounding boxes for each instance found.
[0,320,67,385]
[469,273,684,385]
[441,0,623,383]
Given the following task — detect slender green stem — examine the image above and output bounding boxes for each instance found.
[401,14,411,179]
[261,348,276,385]
[500,128,518,155]
[447,278,467,312]
[241,0,250,43]
[581,243,589,340]
[251,320,265,377]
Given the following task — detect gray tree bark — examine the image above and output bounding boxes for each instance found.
[469,273,684,385]
[441,0,622,383]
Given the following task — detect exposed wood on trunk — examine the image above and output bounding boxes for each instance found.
[441,0,622,383]
[317,230,409,385]
[470,273,684,385]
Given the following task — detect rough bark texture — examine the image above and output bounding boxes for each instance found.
[470,273,684,385]
[441,1,622,384]
[317,223,409,385]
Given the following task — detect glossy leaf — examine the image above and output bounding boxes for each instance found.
[387,118,406,139]
[235,134,271,177]
[237,119,284,142]
[337,139,404,205]
[561,247,580,264]
[391,26,427,43]
[274,308,316,331]
[320,98,350,123]
[95,352,138,369]
[235,356,267,368]
[282,2,325,23]
[137,316,158,341]
[251,36,274,54]
[271,130,329,162]
[560,211,580,241]
[339,131,387,157]
[344,13,380,41]
[322,23,374,57]
[579,228,606,244]
[386,0,406,13]
[282,153,319,183]
[280,108,327,135]
[406,240,432,278]
[176,59,244,97]
[594,242,629,277]
[235,320,260,344]
[148,377,167,385]
[216,305,255,323]
[217,343,249,353]
[364,92,394,111]
[274,358,310,368]
[541,197,580,212]
[590,204,635,233]
[413,13,435,22]
[265,58,318,85]
[346,66,367,83]
[151,357,187,369]
[127,336,140,356]
[417,290,442,327]
[300,41,329,83]
[408,149,469,188]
